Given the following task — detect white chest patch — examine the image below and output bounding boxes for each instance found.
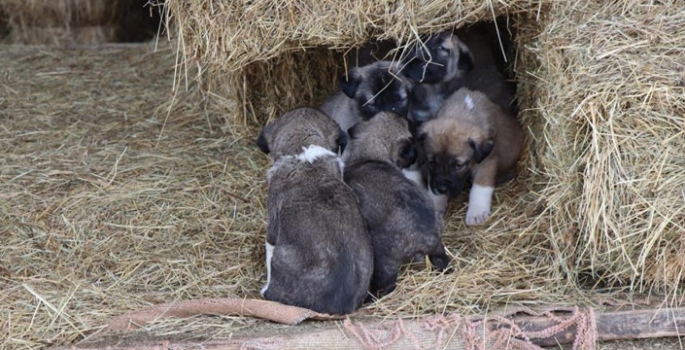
[402,168,424,187]
[297,145,336,163]
[260,242,275,298]
[464,94,474,110]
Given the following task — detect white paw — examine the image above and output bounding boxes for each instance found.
[465,184,494,226]
[465,206,491,226]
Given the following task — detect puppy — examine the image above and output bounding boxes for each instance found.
[256,108,373,315]
[403,25,516,124]
[418,88,523,226]
[402,30,473,125]
[343,112,451,299]
[256,107,348,156]
[320,61,413,133]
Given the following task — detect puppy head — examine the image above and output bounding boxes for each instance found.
[346,112,417,169]
[403,30,474,84]
[256,107,348,158]
[418,117,493,197]
[339,61,413,119]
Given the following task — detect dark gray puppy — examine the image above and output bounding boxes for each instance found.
[256,108,373,315]
[320,61,413,133]
[342,112,451,300]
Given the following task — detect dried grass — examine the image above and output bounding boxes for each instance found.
[7,25,117,45]
[539,1,685,295]
[0,0,164,45]
[2,0,685,348]
[0,0,119,27]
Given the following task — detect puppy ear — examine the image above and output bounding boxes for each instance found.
[256,129,270,154]
[396,139,417,169]
[336,128,348,154]
[469,138,494,163]
[340,70,361,98]
[347,123,361,140]
[457,46,474,72]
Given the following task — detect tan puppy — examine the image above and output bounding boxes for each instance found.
[343,112,450,299]
[418,89,523,226]
[321,61,413,134]
[256,107,373,314]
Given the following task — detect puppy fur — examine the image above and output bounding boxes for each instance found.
[343,112,451,299]
[418,89,523,226]
[256,108,373,314]
[256,107,348,157]
[320,61,413,133]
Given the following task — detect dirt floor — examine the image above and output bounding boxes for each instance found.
[0,43,683,350]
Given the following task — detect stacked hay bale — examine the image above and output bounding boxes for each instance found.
[0,0,120,45]
[163,0,685,303]
[0,0,162,45]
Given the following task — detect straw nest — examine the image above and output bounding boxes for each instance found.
[2,0,685,348]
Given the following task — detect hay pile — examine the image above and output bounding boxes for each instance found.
[0,0,162,45]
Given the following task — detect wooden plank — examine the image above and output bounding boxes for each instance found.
[57,308,685,350]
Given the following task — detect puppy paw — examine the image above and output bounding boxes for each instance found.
[465,184,494,226]
[465,207,491,226]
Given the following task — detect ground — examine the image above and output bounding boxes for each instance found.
[0,43,682,350]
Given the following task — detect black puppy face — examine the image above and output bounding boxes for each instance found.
[425,151,471,197]
[403,31,474,84]
[340,64,411,119]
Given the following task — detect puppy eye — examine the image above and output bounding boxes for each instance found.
[438,45,450,53]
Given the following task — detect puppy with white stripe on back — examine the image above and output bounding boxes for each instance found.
[418,88,523,226]
[321,61,413,134]
[256,107,373,314]
[343,112,451,300]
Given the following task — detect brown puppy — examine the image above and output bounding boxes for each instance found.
[418,89,523,226]
[343,112,451,299]
[321,61,413,134]
[256,108,373,314]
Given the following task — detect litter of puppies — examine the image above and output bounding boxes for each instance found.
[256,23,524,314]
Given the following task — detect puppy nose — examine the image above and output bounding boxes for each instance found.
[436,184,448,194]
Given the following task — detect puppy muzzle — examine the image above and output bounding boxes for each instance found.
[429,174,467,198]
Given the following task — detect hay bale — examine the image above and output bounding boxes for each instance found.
[538,0,685,291]
[164,0,544,123]
[0,0,119,27]
[0,0,163,45]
